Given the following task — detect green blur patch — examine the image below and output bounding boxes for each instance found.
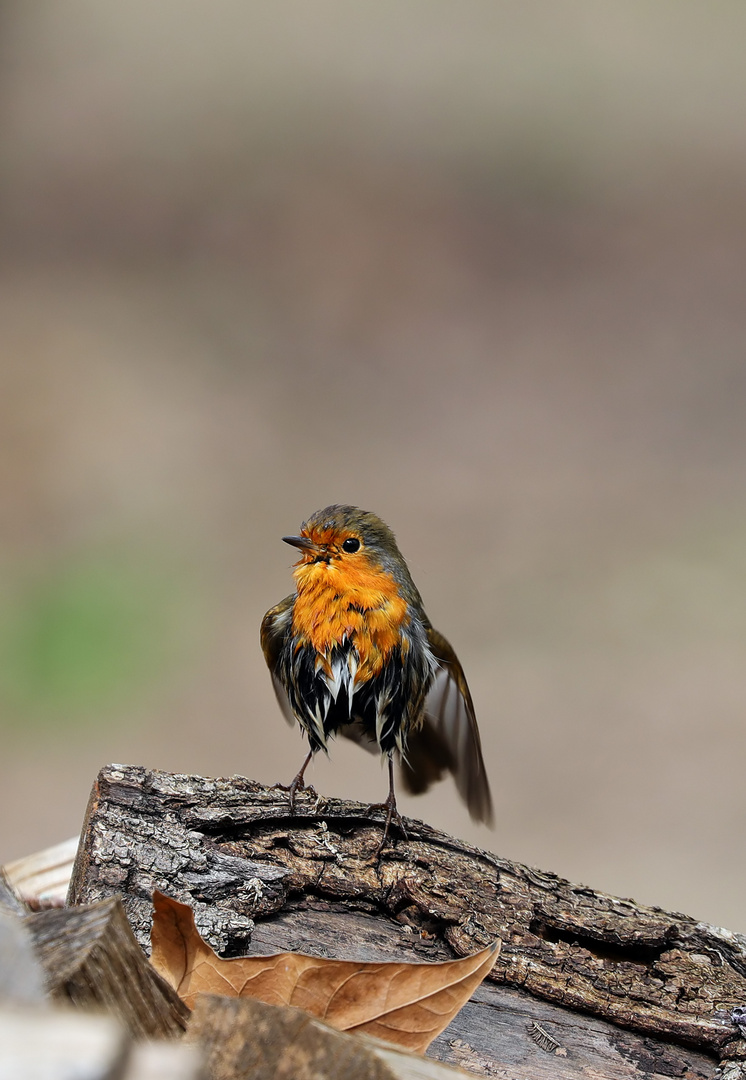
[0,553,192,726]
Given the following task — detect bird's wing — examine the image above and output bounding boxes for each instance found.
[260,595,296,726]
[400,626,494,825]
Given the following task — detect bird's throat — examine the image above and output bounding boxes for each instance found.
[292,559,409,674]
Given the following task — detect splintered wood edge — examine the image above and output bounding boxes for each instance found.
[26,897,190,1038]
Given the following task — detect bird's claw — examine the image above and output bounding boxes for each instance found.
[289,776,312,814]
[367,793,408,851]
[277,776,317,814]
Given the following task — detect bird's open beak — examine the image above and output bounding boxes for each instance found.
[282,535,322,555]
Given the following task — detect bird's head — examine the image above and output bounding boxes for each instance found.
[282,504,420,601]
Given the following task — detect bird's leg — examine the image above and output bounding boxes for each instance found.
[282,748,314,813]
[374,756,407,849]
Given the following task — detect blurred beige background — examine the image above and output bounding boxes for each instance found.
[1,2,746,931]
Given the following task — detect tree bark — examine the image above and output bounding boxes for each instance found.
[69,764,746,1079]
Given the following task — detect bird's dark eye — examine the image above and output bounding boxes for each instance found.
[342,537,360,553]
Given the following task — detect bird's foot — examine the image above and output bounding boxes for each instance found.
[277,775,317,814]
[276,749,315,814]
[367,791,408,850]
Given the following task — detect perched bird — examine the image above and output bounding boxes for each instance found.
[261,505,493,833]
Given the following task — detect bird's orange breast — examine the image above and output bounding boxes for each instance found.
[291,558,409,681]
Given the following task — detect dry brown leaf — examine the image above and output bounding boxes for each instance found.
[150,891,500,1052]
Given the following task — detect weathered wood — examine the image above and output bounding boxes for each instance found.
[0,889,198,1076]
[0,1006,204,1080]
[186,993,472,1079]
[123,1037,205,1080]
[0,1007,128,1080]
[69,765,744,1078]
[26,896,190,1038]
[0,867,28,917]
[0,909,47,1005]
[0,872,43,1005]
[4,836,79,908]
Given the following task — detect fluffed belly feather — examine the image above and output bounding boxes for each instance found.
[277,636,436,756]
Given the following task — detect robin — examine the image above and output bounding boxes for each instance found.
[261,504,493,835]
